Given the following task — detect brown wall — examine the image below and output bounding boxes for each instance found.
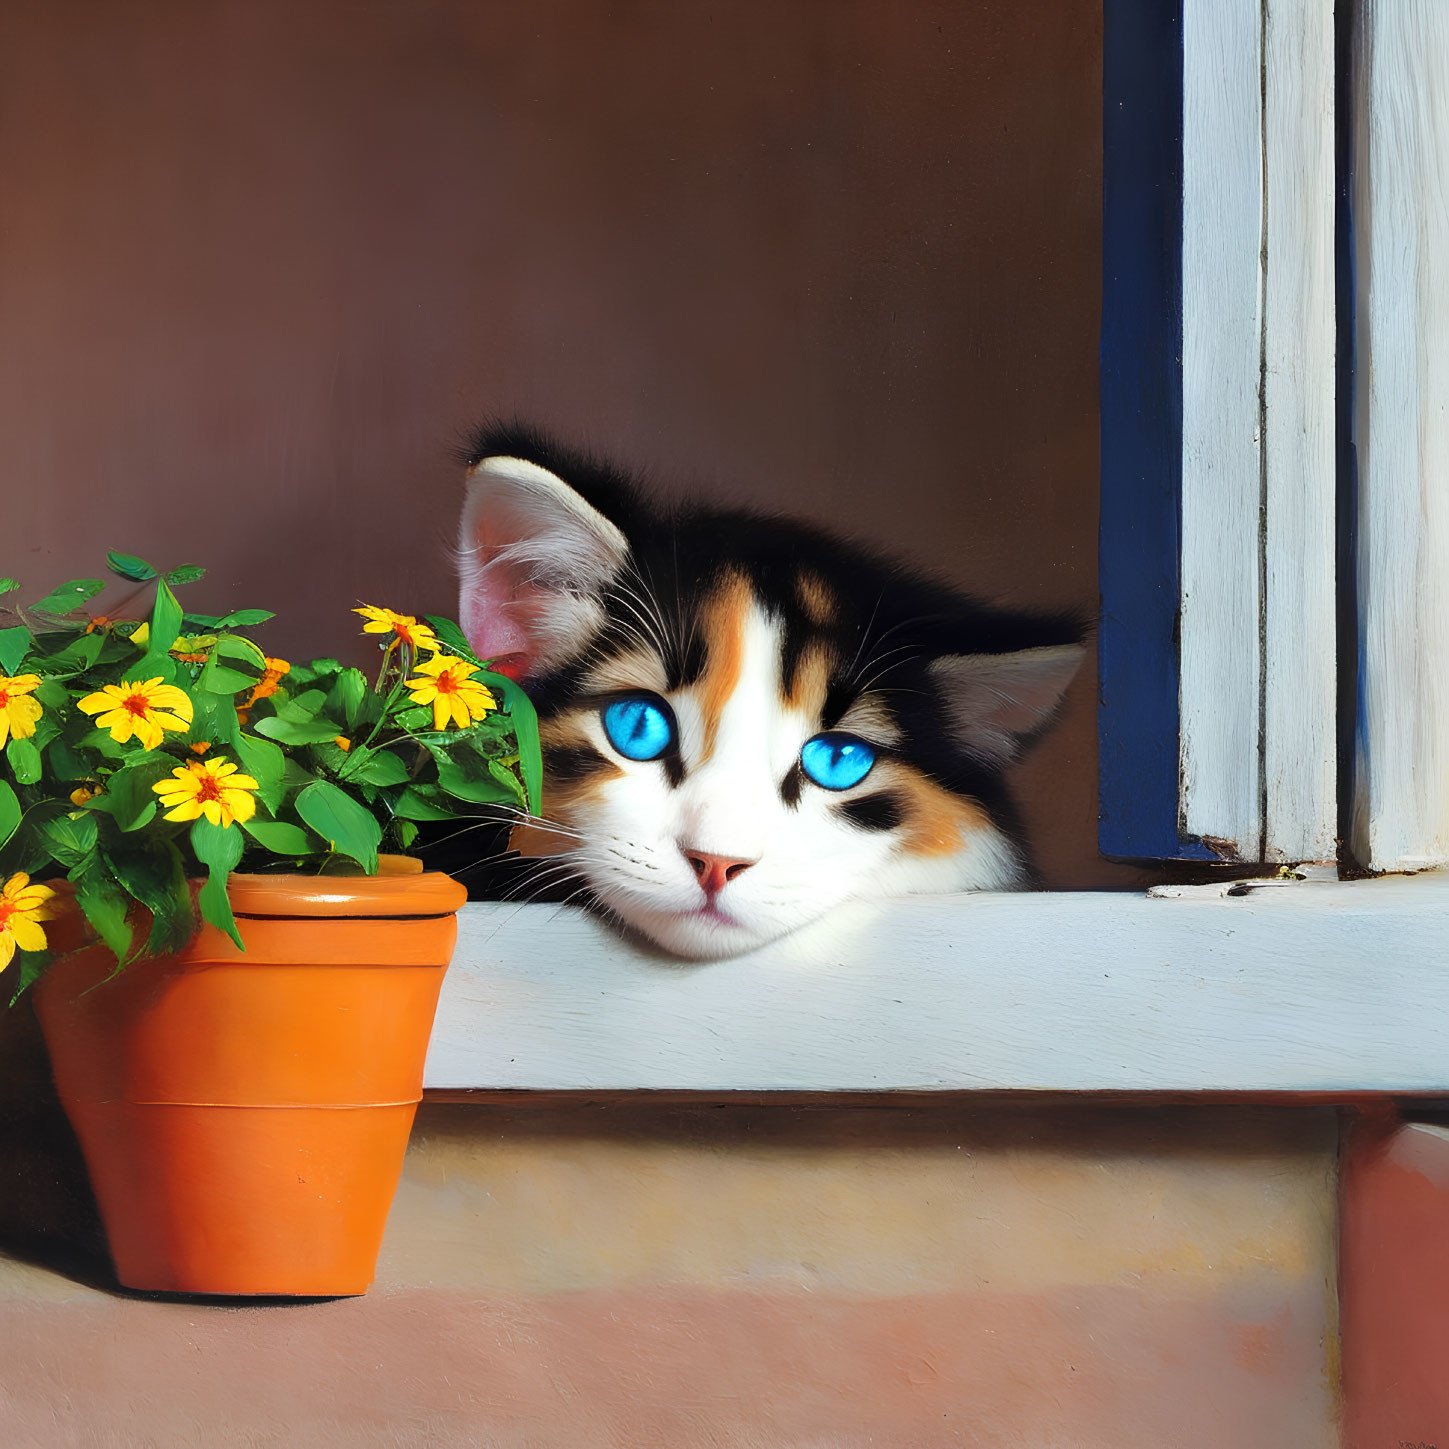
[0,0,1131,886]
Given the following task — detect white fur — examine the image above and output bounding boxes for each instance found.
[562,602,1023,959]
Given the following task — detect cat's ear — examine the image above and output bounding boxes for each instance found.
[458,454,631,680]
[928,644,1085,767]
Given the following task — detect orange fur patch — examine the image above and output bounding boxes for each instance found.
[693,574,751,762]
[512,715,621,858]
[879,760,993,857]
[785,643,832,714]
[794,571,837,626]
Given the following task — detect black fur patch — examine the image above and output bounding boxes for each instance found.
[839,792,906,832]
[545,742,616,784]
[780,761,803,809]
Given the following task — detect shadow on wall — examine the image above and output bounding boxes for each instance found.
[0,1003,111,1288]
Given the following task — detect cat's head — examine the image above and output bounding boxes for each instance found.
[458,425,1083,958]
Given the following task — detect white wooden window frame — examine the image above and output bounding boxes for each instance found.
[425,0,1449,1096]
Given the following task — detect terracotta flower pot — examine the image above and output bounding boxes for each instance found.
[31,867,467,1297]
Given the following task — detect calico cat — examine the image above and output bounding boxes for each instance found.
[457,425,1083,959]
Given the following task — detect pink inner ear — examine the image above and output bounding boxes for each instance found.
[459,560,543,680]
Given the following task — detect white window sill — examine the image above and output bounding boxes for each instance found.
[424,871,1449,1095]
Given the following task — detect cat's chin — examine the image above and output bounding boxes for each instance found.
[610,904,799,961]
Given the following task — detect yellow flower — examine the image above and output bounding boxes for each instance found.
[78,677,194,750]
[151,756,260,828]
[354,605,439,654]
[333,736,352,752]
[69,785,97,806]
[0,872,58,972]
[405,653,496,732]
[0,674,43,749]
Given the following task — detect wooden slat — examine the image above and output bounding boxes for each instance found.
[425,882,1449,1094]
[1353,0,1449,871]
[1262,0,1337,862]
[1103,0,1337,864]
[1179,0,1264,859]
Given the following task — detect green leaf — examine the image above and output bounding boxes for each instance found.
[142,580,184,663]
[487,757,527,806]
[213,608,274,629]
[342,747,410,787]
[327,668,368,731]
[45,737,90,783]
[165,564,206,586]
[0,781,19,850]
[0,797,67,876]
[0,577,19,596]
[393,705,433,733]
[433,751,516,805]
[33,579,105,616]
[393,820,419,851]
[231,731,286,808]
[106,553,157,583]
[39,811,99,869]
[196,632,266,695]
[280,757,317,791]
[271,687,327,722]
[294,781,380,872]
[74,860,135,965]
[0,626,31,674]
[8,949,51,1006]
[190,817,245,950]
[30,714,59,754]
[477,668,542,817]
[6,736,42,786]
[217,634,267,669]
[422,615,483,665]
[35,677,68,710]
[392,785,458,821]
[42,631,104,675]
[286,657,340,687]
[241,819,314,855]
[169,631,217,657]
[187,687,242,749]
[105,838,194,956]
[99,754,174,832]
[254,715,345,746]
[82,726,126,761]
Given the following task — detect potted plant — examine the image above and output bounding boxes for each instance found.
[0,554,540,1296]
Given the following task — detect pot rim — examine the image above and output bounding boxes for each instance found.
[218,869,468,920]
[42,865,468,923]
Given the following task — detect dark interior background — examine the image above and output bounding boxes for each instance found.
[0,0,1138,889]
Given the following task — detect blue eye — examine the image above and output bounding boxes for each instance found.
[799,733,876,791]
[602,695,676,761]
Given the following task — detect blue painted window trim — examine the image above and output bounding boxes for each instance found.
[1098,0,1214,861]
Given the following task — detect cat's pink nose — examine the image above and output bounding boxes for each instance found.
[684,850,756,896]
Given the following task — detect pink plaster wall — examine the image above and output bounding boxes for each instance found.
[0,1100,1342,1446]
